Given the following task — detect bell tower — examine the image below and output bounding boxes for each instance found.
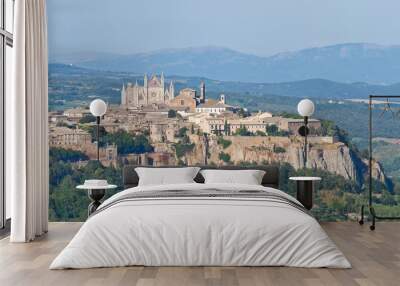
[169,80,175,100]
[161,72,165,90]
[200,81,205,103]
[121,83,126,106]
[220,94,226,104]
[144,74,148,104]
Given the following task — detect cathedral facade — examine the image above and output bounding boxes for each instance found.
[121,73,174,107]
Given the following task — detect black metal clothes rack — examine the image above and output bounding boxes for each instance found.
[359,95,400,230]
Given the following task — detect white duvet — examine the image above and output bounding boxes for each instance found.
[50,183,351,269]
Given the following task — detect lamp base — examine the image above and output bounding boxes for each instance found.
[87,189,106,216]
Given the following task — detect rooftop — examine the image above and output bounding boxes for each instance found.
[50,127,90,135]
[197,99,230,108]
[283,118,320,123]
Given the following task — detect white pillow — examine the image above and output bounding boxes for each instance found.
[135,167,200,186]
[200,169,266,185]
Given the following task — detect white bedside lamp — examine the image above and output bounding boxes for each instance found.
[297,99,315,168]
[89,99,107,161]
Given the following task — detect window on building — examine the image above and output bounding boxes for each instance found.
[1,0,14,230]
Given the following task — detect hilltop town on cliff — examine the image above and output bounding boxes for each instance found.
[48,73,384,185]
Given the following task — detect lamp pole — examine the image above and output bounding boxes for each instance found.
[96,116,100,162]
[90,99,107,163]
[304,116,308,169]
[297,99,315,170]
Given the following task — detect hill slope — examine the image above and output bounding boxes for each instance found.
[49,63,400,101]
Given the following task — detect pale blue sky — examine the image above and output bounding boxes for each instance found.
[47,0,400,56]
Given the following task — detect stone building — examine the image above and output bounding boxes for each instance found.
[179,88,197,99]
[49,127,92,146]
[148,152,175,166]
[168,81,208,112]
[121,73,174,108]
[278,118,321,135]
[63,108,92,122]
[195,94,238,114]
[103,108,148,133]
[168,88,198,112]
[206,117,226,134]
[48,111,68,124]
[191,115,268,135]
[149,120,180,143]
[121,152,174,166]
[228,119,268,134]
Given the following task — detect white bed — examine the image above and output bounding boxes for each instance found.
[50,183,351,269]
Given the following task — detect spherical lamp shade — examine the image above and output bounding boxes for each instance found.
[90,99,107,117]
[297,99,315,117]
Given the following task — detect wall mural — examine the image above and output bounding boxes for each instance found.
[47,0,400,222]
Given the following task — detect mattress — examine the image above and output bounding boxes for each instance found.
[50,183,351,269]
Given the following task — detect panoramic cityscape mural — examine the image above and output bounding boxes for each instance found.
[47,0,400,221]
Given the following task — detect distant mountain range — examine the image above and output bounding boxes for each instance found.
[49,63,400,100]
[50,43,400,84]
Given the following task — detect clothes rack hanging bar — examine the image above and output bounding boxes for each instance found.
[359,95,400,230]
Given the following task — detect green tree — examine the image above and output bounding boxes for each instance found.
[50,147,89,162]
[48,155,122,221]
[104,130,153,155]
[266,124,279,135]
[79,114,97,124]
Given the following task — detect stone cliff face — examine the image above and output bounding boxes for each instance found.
[362,159,387,185]
[184,134,385,184]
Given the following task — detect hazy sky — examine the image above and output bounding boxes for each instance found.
[47,0,400,57]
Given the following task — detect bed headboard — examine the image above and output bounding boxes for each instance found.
[122,165,280,189]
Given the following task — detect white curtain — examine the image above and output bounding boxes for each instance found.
[7,0,49,242]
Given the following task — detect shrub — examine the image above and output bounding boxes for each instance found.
[219,152,231,163]
[273,146,286,153]
[56,121,73,128]
[255,130,266,136]
[234,126,252,136]
[168,109,177,118]
[279,112,303,119]
[217,137,232,149]
[177,127,188,138]
[266,124,288,136]
[175,142,195,158]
